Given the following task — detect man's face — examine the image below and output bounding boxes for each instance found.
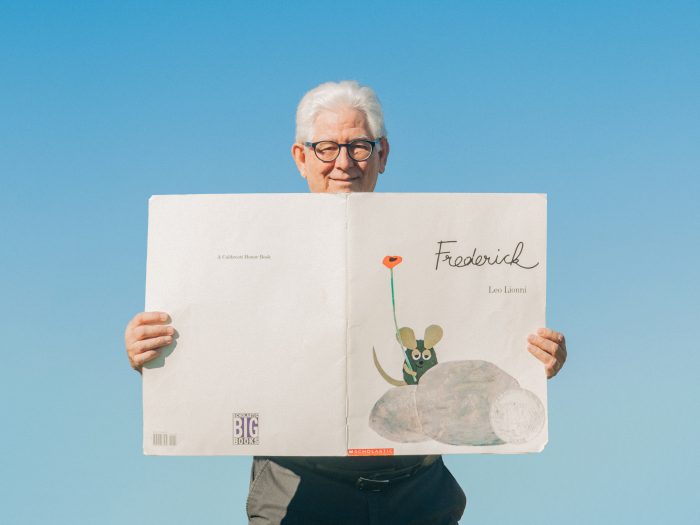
[292,107,389,193]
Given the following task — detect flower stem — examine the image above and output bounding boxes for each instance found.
[390,268,416,383]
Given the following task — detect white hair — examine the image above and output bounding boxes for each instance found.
[294,80,387,143]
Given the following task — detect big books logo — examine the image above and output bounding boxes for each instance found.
[233,413,260,445]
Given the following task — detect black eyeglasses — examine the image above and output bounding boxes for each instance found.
[303,138,382,162]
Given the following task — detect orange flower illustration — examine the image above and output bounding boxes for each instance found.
[382,256,403,269]
[381,254,416,382]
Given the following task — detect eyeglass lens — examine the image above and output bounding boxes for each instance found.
[314,140,374,162]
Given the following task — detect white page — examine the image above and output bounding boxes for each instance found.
[143,194,348,456]
[143,193,547,456]
[346,193,547,455]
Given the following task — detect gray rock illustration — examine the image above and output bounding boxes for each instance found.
[369,360,545,446]
[368,385,428,443]
[489,388,546,444]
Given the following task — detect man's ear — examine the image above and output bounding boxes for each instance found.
[291,143,307,179]
[378,137,390,174]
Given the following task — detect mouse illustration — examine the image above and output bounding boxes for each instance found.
[373,325,442,386]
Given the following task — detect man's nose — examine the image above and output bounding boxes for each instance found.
[334,145,354,169]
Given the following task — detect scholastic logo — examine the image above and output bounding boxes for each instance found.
[347,448,394,456]
[232,413,260,445]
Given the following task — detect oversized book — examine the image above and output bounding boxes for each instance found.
[143,193,547,456]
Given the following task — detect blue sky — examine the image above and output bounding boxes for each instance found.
[1,1,698,523]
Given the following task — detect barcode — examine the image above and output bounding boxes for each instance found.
[152,432,177,446]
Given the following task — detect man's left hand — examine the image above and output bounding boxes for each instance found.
[527,328,567,379]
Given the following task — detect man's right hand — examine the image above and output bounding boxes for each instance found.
[124,312,174,373]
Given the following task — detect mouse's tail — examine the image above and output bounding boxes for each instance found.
[372,347,407,387]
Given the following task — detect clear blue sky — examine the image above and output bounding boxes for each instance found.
[1,1,698,523]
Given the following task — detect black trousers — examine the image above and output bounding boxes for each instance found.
[246,456,467,525]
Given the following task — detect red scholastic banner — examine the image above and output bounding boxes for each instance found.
[347,448,395,456]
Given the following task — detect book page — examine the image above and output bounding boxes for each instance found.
[346,193,547,455]
[143,194,348,456]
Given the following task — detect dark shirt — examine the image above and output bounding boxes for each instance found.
[266,454,434,474]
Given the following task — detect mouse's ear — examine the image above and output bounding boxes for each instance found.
[423,325,443,349]
[398,327,418,350]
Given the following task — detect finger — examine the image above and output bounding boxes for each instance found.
[129,324,175,343]
[541,329,567,362]
[131,349,161,370]
[536,327,565,346]
[128,335,173,357]
[527,334,559,356]
[528,344,560,378]
[554,343,567,364]
[127,312,170,330]
[527,344,554,366]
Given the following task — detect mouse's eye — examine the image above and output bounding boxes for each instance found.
[411,349,421,360]
[422,350,432,360]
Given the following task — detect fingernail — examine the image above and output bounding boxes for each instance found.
[527,334,535,342]
[167,328,174,335]
[160,313,168,321]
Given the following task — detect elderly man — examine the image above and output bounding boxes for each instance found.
[125,80,567,524]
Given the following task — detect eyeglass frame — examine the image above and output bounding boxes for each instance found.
[303,138,383,163]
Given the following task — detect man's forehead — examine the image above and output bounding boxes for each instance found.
[312,108,372,139]
[312,134,372,142]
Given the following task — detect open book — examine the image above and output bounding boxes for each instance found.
[143,193,547,456]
